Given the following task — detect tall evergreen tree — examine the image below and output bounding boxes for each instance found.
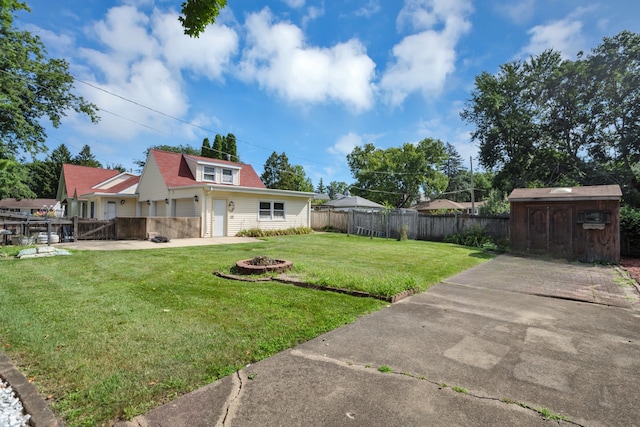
[27,143,72,198]
[201,137,213,158]
[316,177,326,194]
[72,145,102,168]
[225,133,239,162]
[212,134,225,160]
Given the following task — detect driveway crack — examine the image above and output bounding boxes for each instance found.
[219,371,243,427]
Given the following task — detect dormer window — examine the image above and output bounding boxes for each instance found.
[203,166,216,181]
[222,169,233,184]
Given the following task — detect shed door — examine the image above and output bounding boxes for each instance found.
[213,199,227,237]
[527,205,573,258]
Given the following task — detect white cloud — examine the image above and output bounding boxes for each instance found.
[302,5,325,27]
[328,132,363,157]
[520,18,584,58]
[238,8,376,111]
[355,1,381,18]
[496,0,535,24]
[64,4,239,141]
[152,9,238,79]
[381,0,473,106]
[282,0,305,8]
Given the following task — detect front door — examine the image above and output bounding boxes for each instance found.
[106,201,116,219]
[213,199,227,237]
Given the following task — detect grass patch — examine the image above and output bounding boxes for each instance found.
[377,365,393,373]
[0,233,491,426]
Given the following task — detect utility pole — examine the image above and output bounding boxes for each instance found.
[470,157,475,215]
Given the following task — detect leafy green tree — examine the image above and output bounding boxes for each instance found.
[27,143,72,198]
[479,189,510,215]
[316,177,326,194]
[72,144,102,168]
[327,181,349,199]
[290,165,313,192]
[441,143,468,202]
[461,59,541,194]
[347,138,448,208]
[0,1,98,199]
[261,151,311,191]
[179,0,227,38]
[589,31,640,202]
[0,159,35,199]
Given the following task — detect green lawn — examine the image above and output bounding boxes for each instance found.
[0,233,492,426]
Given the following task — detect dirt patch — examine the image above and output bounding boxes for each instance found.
[621,258,640,283]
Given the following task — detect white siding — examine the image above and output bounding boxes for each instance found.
[137,154,169,202]
[219,193,310,236]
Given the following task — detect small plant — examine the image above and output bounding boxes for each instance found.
[377,365,393,373]
[247,373,257,380]
[451,386,468,394]
[537,407,568,421]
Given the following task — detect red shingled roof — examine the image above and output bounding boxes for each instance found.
[150,149,266,189]
[62,164,121,198]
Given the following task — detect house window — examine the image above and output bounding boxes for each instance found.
[203,166,216,181]
[222,168,233,184]
[259,201,285,220]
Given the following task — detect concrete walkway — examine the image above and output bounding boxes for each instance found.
[116,254,640,427]
[54,236,262,250]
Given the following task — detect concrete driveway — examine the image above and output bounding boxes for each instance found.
[119,254,640,427]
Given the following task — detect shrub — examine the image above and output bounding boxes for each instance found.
[444,226,506,252]
[236,227,313,238]
[620,206,640,255]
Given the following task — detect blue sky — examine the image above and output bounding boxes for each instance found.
[17,0,640,187]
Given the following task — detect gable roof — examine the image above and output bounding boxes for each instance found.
[413,199,466,211]
[150,149,266,189]
[61,164,121,199]
[508,185,622,202]
[0,198,57,209]
[322,195,384,209]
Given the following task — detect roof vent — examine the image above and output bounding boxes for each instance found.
[550,187,572,194]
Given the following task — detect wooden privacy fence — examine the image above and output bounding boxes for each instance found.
[311,209,510,242]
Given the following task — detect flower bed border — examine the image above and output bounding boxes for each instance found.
[214,271,417,303]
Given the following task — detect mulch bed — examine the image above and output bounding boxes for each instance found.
[620,258,640,284]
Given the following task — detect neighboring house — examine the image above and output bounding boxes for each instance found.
[412,199,464,214]
[0,198,58,215]
[458,201,487,215]
[412,199,487,215]
[57,164,140,219]
[136,149,313,237]
[318,195,384,211]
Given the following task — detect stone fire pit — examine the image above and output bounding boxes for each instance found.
[235,256,292,275]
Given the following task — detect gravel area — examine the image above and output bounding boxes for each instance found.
[0,377,30,427]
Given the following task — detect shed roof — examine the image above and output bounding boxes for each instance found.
[508,185,622,202]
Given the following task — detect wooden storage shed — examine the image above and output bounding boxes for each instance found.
[509,185,622,263]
